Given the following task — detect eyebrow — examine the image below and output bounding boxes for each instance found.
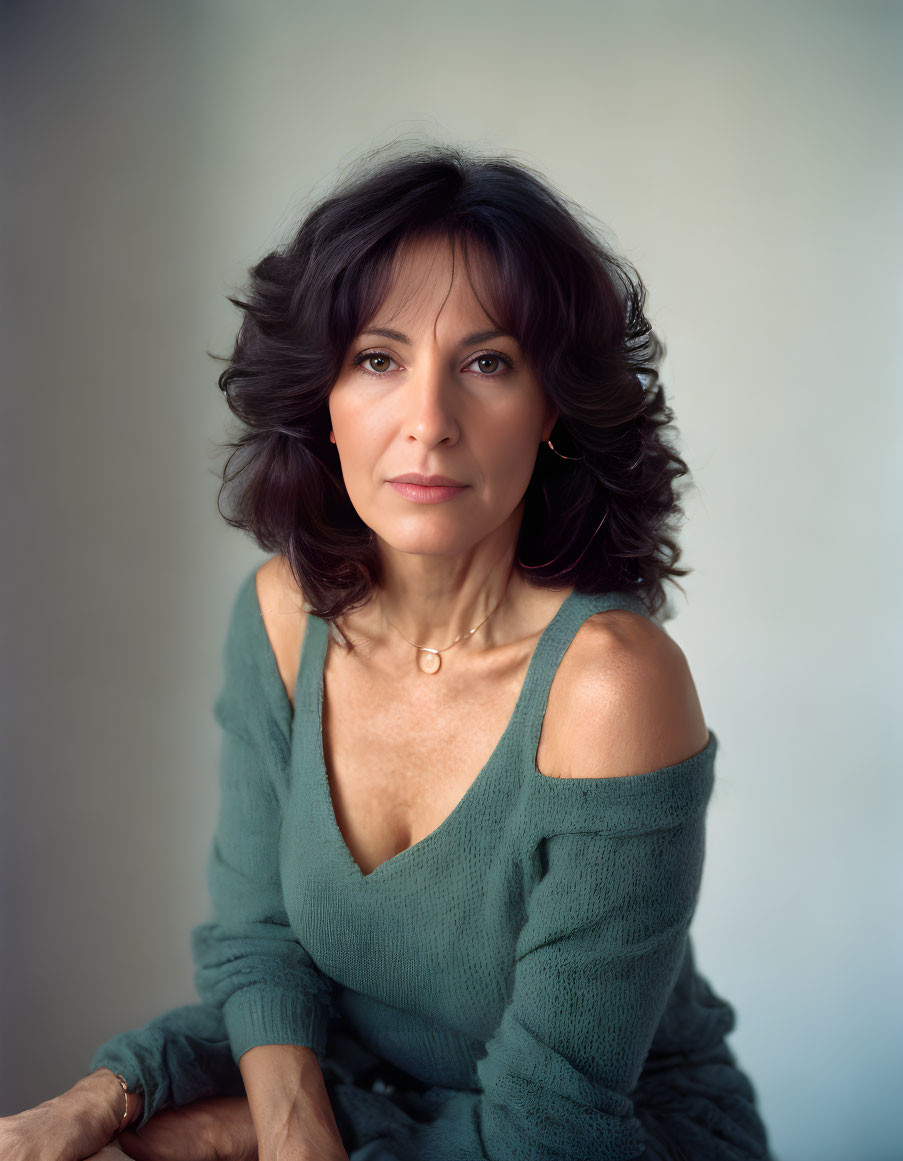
[359,327,515,347]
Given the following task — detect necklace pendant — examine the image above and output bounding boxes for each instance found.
[418,649,441,675]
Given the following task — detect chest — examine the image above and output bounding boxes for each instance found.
[319,640,564,878]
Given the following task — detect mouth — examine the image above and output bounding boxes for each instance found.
[387,473,468,487]
[386,477,470,505]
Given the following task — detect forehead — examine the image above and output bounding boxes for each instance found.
[366,233,499,328]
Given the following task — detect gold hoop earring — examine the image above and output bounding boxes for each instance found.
[545,438,583,461]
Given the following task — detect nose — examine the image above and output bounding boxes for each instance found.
[401,358,461,448]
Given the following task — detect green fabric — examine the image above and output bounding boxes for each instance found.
[90,565,772,1160]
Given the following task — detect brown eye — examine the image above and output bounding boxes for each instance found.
[353,350,398,376]
[465,351,514,376]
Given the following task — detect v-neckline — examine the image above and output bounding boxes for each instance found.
[302,587,583,885]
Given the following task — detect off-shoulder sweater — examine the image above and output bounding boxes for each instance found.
[89,566,773,1161]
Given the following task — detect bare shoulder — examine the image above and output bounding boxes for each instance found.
[538,608,710,779]
[255,555,308,708]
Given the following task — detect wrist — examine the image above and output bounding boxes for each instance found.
[64,1068,144,1139]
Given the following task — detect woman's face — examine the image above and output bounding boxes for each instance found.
[328,235,558,563]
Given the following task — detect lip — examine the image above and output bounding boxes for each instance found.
[387,473,468,486]
[387,474,470,505]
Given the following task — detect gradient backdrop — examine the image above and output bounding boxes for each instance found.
[1,3,901,1160]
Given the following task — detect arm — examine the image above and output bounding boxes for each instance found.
[88,569,338,1144]
[0,1068,142,1161]
[401,798,711,1161]
[87,570,332,1134]
[88,566,331,1130]
[238,1044,347,1161]
[188,568,336,1078]
[88,1001,243,1131]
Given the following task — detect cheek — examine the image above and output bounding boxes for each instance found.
[478,419,541,495]
[331,399,380,466]
[331,415,394,511]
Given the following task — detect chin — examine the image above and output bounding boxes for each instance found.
[374,526,482,559]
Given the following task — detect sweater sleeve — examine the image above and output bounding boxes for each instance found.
[88,1001,244,1132]
[188,569,335,1066]
[390,744,716,1161]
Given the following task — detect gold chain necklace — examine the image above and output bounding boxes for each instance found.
[381,567,515,675]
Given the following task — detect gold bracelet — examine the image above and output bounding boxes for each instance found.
[112,1072,129,1134]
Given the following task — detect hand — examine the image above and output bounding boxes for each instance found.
[115,1095,257,1161]
[0,1069,129,1161]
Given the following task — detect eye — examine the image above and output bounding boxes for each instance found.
[352,350,397,376]
[464,352,514,376]
[350,348,515,379]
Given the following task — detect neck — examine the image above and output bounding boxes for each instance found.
[348,505,536,653]
[380,554,517,650]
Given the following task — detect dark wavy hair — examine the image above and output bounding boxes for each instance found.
[214,140,693,631]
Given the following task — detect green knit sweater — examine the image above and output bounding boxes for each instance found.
[90,566,772,1160]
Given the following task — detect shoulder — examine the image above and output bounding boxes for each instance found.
[539,607,710,779]
[255,555,308,706]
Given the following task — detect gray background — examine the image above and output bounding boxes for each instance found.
[2,3,901,1160]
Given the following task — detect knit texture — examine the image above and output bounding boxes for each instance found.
[90,566,772,1160]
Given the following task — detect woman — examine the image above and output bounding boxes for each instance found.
[1,143,773,1161]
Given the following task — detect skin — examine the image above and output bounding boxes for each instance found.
[0,1067,259,1161]
[327,230,561,646]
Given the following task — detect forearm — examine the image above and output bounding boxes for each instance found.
[238,1043,347,1160]
[0,1068,146,1161]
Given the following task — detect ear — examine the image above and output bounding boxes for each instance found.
[541,402,559,443]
